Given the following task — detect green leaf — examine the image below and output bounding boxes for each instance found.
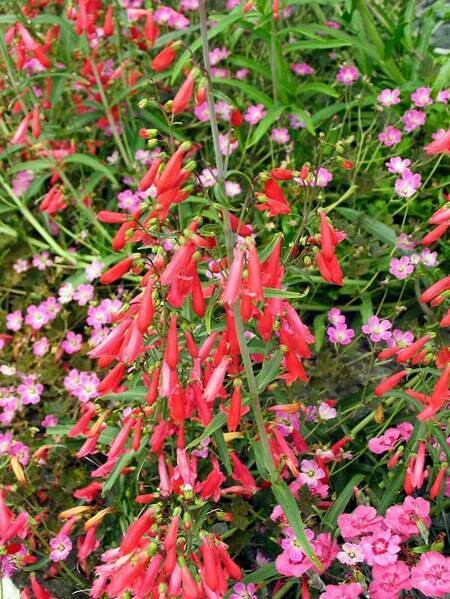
[360,294,373,322]
[256,350,282,393]
[62,153,118,185]
[272,480,319,566]
[212,431,232,475]
[264,287,309,299]
[323,474,364,529]
[102,435,149,496]
[337,207,397,246]
[296,82,339,98]
[313,314,326,352]
[240,563,278,584]
[100,387,147,403]
[186,412,227,449]
[213,78,274,107]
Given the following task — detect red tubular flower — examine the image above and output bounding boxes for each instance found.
[430,465,447,499]
[396,335,431,363]
[440,309,450,328]
[422,223,449,245]
[247,241,264,302]
[164,514,180,551]
[227,384,243,432]
[89,317,132,359]
[100,255,135,284]
[417,367,449,420]
[217,544,242,580]
[30,575,53,599]
[411,440,427,489]
[98,362,127,395]
[203,356,231,403]
[319,211,336,260]
[145,367,160,405]
[73,482,103,502]
[151,44,177,72]
[165,315,179,369]
[103,5,114,37]
[139,157,162,191]
[137,280,155,333]
[419,276,450,303]
[97,210,128,224]
[67,404,97,437]
[11,113,31,145]
[229,213,253,236]
[120,508,154,554]
[31,104,41,138]
[144,10,159,46]
[172,71,195,115]
[222,246,245,305]
[429,204,450,225]
[374,370,408,396]
[424,129,450,154]
[229,452,258,492]
[161,243,196,285]
[200,537,219,590]
[256,178,291,215]
[78,525,100,560]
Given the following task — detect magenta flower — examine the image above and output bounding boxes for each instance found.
[49,534,72,562]
[327,324,355,345]
[396,232,417,250]
[411,86,432,107]
[25,305,50,330]
[117,189,141,213]
[42,414,58,428]
[276,528,315,577]
[420,247,439,267]
[389,256,415,280]
[236,68,249,79]
[218,133,238,156]
[437,89,449,103]
[336,65,359,85]
[194,101,209,122]
[244,104,267,125]
[369,561,411,598]
[361,315,392,342]
[385,156,411,175]
[402,108,426,132]
[410,552,450,597]
[388,328,414,348]
[377,88,401,107]
[32,251,52,270]
[338,505,382,539]
[13,258,29,273]
[311,167,333,187]
[378,126,402,147]
[368,428,401,454]
[327,307,346,326]
[73,284,94,306]
[12,170,34,197]
[86,259,105,282]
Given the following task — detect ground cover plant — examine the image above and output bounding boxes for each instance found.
[0,0,449,597]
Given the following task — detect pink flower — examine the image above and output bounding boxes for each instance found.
[338,505,382,539]
[378,126,402,147]
[17,376,43,405]
[385,496,431,537]
[420,247,439,267]
[291,63,315,76]
[73,284,94,306]
[49,534,72,562]
[336,65,359,85]
[337,542,364,565]
[25,305,50,330]
[32,251,52,270]
[218,133,238,156]
[6,311,23,332]
[327,307,346,326]
[209,47,230,66]
[61,332,83,355]
[319,583,363,599]
[389,256,415,280]
[117,189,141,213]
[394,171,421,198]
[360,528,401,565]
[387,329,414,348]
[225,181,241,197]
[194,101,209,122]
[327,324,355,345]
[12,170,34,197]
[410,552,450,597]
[276,528,315,577]
[42,414,58,428]
[362,315,392,342]
[297,459,325,488]
[396,232,417,251]
[13,258,29,273]
[369,561,411,598]
[402,108,426,132]
[312,532,339,572]
[271,128,290,144]
[244,104,267,125]
[377,88,401,107]
[33,337,50,357]
[86,259,105,282]
[436,89,449,104]
[318,402,337,420]
[311,167,333,187]
[411,86,432,107]
[385,156,411,175]
[368,428,400,454]
[236,68,249,80]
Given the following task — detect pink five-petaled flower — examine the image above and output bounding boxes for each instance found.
[411,86,433,107]
[362,315,392,342]
[49,534,72,562]
[275,527,315,577]
[297,459,325,488]
[327,307,346,326]
[244,104,267,125]
[377,88,401,107]
[336,65,359,85]
[378,126,402,147]
[384,496,431,537]
[410,552,450,597]
[319,583,363,599]
[402,108,426,132]
[389,256,415,280]
[385,156,411,175]
[229,582,258,599]
[394,171,421,198]
[271,128,290,144]
[368,427,401,454]
[291,62,315,76]
[369,561,411,598]
[6,311,23,332]
[360,528,402,566]
[337,505,382,539]
[327,324,355,345]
